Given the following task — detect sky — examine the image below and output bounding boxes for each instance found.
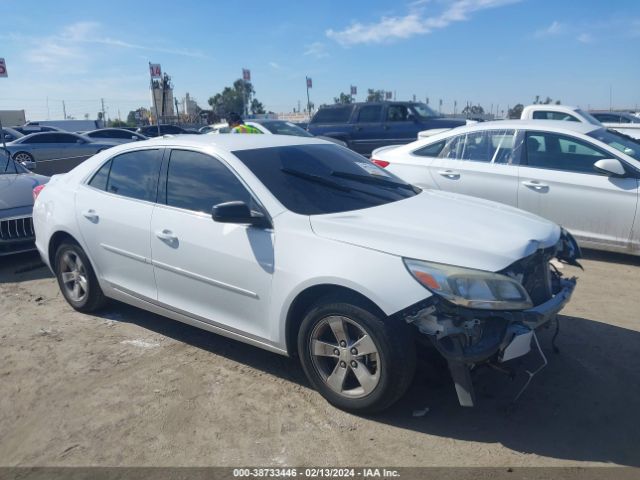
[0,0,639,121]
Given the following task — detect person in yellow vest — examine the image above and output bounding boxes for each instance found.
[228,112,262,134]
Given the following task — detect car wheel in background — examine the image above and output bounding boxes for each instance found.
[298,294,416,413]
[13,151,34,163]
[54,241,107,312]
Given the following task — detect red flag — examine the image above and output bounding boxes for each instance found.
[242,68,251,81]
[350,85,357,95]
[307,77,312,88]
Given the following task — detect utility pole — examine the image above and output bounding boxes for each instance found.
[305,76,312,116]
[62,101,67,119]
[174,97,179,122]
[101,98,106,127]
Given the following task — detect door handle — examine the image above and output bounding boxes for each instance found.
[82,209,99,222]
[522,180,549,190]
[155,229,177,242]
[355,126,363,131]
[438,170,460,179]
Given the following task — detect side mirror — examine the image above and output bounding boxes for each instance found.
[132,136,138,140]
[21,160,36,171]
[407,114,418,123]
[211,201,271,228]
[594,158,626,177]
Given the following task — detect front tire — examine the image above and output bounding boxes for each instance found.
[298,295,416,413]
[54,242,106,312]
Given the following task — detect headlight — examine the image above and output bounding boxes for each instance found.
[403,258,533,310]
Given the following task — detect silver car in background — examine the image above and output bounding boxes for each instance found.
[4,132,118,176]
[0,153,49,255]
[372,120,640,255]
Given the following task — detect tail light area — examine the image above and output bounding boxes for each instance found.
[33,184,46,201]
[371,158,390,168]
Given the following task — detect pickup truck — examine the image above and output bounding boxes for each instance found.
[521,104,640,139]
[308,102,466,156]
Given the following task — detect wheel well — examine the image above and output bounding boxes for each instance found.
[48,231,79,267]
[285,284,385,357]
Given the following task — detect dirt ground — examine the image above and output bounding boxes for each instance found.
[0,249,639,467]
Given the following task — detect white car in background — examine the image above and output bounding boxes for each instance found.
[33,135,579,412]
[372,120,640,255]
[520,104,640,139]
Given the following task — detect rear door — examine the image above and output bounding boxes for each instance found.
[75,148,163,299]
[427,128,521,206]
[349,104,384,155]
[517,130,639,249]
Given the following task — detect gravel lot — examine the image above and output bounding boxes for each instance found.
[1,250,639,467]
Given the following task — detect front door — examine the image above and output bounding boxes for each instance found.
[517,131,639,249]
[75,148,163,299]
[382,104,418,147]
[150,149,274,341]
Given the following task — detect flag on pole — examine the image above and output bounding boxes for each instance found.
[242,68,251,82]
[350,85,357,95]
[149,63,161,79]
[307,77,313,88]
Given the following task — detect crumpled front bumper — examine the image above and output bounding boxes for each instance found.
[406,276,577,407]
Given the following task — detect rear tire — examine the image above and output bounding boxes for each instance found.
[13,151,33,163]
[54,241,106,312]
[297,294,416,413]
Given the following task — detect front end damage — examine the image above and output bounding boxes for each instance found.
[403,229,581,407]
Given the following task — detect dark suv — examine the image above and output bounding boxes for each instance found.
[308,102,466,156]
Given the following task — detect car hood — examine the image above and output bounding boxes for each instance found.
[309,190,561,272]
[0,173,49,210]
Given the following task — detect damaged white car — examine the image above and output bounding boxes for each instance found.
[33,135,580,413]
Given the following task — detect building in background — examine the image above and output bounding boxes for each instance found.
[150,73,175,122]
[183,93,199,116]
[0,110,26,126]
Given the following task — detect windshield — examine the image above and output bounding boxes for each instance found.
[234,144,419,215]
[260,121,312,137]
[412,103,440,119]
[575,109,603,126]
[588,128,640,161]
[1,152,28,174]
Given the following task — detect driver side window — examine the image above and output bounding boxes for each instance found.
[165,149,253,213]
[524,131,609,174]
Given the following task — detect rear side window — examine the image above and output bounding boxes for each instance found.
[100,149,161,201]
[532,111,579,122]
[414,140,446,157]
[311,106,353,124]
[357,105,382,123]
[439,130,516,163]
[165,150,252,213]
[88,160,112,190]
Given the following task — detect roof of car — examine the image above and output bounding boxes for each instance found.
[134,133,328,152]
[446,119,603,135]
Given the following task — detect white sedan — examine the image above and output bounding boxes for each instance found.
[33,134,579,412]
[373,120,640,256]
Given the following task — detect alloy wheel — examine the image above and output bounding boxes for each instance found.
[59,251,89,303]
[309,315,381,398]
